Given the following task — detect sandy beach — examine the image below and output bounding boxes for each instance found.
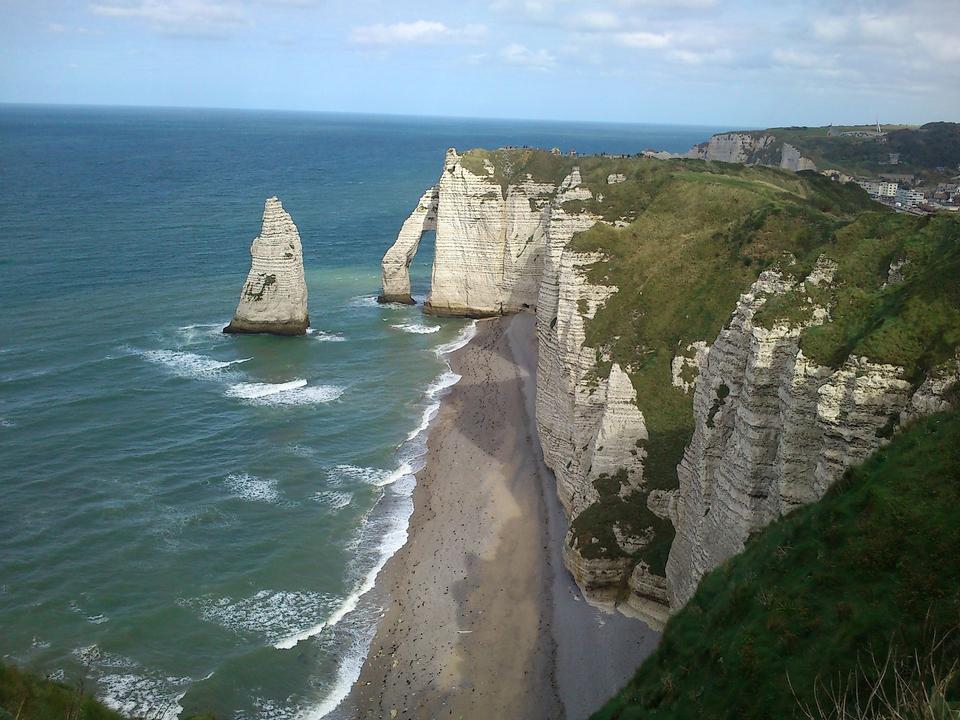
[340,314,659,720]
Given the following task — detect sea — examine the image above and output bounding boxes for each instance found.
[0,105,728,719]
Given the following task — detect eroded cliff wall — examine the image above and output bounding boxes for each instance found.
[381,148,959,632]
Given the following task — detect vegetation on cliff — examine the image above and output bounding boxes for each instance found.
[567,160,883,572]
[0,664,214,720]
[591,409,960,720]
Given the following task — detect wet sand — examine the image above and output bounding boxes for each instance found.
[341,314,659,719]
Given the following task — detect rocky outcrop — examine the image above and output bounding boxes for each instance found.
[225,197,309,336]
[665,269,957,610]
[378,187,438,304]
[686,132,817,172]
[425,149,556,316]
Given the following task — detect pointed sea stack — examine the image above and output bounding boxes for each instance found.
[224,197,309,336]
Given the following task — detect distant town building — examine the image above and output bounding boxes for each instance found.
[550,147,562,156]
[878,181,899,198]
[887,153,901,165]
[856,180,881,197]
[895,187,924,207]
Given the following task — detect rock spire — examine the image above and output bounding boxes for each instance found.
[224,197,309,336]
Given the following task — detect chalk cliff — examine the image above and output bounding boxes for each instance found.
[225,197,309,336]
[379,186,438,304]
[665,266,960,609]
[381,147,960,632]
[686,132,817,171]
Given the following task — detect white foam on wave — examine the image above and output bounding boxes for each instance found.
[178,590,339,645]
[433,320,478,357]
[226,379,307,399]
[390,322,441,335]
[224,472,280,503]
[314,331,347,342]
[72,645,187,720]
[348,295,380,308]
[312,490,353,510]
[327,463,410,488]
[139,349,251,378]
[273,482,413,652]
[406,370,462,441]
[0,418,14,428]
[176,323,228,343]
[225,380,345,406]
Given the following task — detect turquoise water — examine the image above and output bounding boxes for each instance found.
[0,106,726,719]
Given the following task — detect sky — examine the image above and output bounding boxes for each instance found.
[2,0,958,127]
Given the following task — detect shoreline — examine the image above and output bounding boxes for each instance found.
[336,313,659,720]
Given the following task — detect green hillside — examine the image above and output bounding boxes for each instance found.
[747,122,960,180]
[0,664,215,720]
[591,410,960,720]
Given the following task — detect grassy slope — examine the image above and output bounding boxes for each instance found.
[0,664,125,720]
[0,664,215,720]
[591,410,960,720]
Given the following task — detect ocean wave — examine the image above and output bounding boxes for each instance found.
[390,322,441,335]
[312,490,353,510]
[432,320,478,357]
[72,645,187,720]
[179,590,340,646]
[405,370,462,441]
[347,295,380,308]
[327,463,412,489]
[314,331,346,342]
[225,380,345,405]
[0,418,14,428]
[224,472,280,503]
[272,499,411,652]
[176,323,227,343]
[298,637,368,720]
[139,349,251,379]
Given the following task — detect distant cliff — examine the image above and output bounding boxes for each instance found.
[686,122,960,181]
[685,132,817,171]
[379,147,960,629]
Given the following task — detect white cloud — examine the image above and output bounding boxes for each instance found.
[615,31,671,48]
[48,23,98,35]
[350,20,486,45]
[772,48,832,69]
[500,43,555,69]
[89,0,248,35]
[811,16,849,42]
[576,11,620,30]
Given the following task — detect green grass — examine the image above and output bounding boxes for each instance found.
[1,664,124,720]
[591,410,960,720]
[0,664,215,720]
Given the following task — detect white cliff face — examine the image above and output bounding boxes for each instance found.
[665,268,955,610]
[378,186,438,304]
[686,132,817,172]
[225,197,308,336]
[534,169,613,516]
[424,149,556,316]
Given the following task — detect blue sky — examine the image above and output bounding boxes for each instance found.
[2,0,957,126]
